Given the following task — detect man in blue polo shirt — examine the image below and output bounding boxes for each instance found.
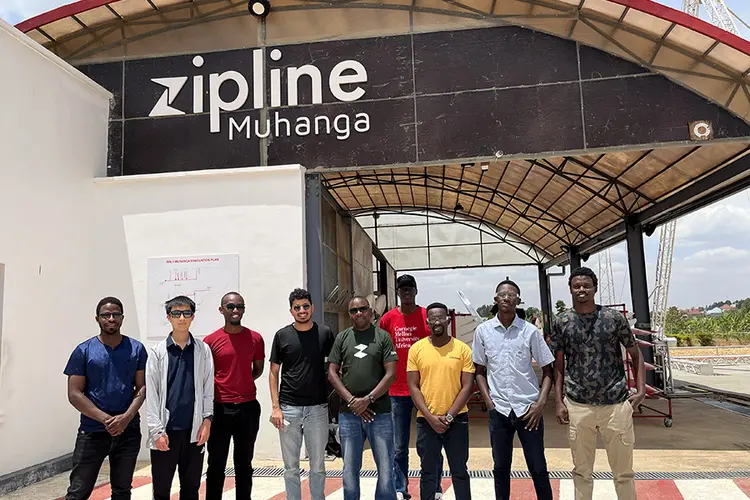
[146,296,214,500]
[63,297,148,500]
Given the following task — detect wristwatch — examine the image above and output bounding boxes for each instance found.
[368,393,376,404]
[445,413,454,424]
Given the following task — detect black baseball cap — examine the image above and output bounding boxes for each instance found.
[396,274,417,289]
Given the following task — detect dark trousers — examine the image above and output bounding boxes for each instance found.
[489,409,552,500]
[391,396,443,498]
[65,425,141,500]
[206,400,261,500]
[416,413,471,500]
[151,430,204,500]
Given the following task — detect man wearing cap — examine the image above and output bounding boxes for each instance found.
[379,274,443,500]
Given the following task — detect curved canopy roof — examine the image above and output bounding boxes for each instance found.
[16,0,750,269]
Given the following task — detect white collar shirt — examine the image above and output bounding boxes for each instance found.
[471,315,555,417]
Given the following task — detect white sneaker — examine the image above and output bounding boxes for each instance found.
[396,493,405,500]
[435,494,443,499]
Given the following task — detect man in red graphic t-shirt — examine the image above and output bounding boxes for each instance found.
[204,292,265,500]
[379,275,443,500]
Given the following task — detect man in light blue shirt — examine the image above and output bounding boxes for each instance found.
[472,280,555,500]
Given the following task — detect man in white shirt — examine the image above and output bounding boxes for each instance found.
[472,280,555,500]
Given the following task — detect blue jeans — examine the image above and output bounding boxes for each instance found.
[339,411,396,500]
[391,396,443,497]
[279,404,329,500]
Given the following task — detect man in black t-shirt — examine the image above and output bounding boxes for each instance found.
[269,288,335,500]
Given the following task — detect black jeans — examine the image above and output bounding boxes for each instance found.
[489,409,552,500]
[151,430,204,500]
[65,425,141,500]
[416,413,471,500]
[206,400,261,500]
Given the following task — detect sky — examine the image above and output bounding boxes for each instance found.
[1,0,749,311]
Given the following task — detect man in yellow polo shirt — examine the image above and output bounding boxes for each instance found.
[407,302,475,500]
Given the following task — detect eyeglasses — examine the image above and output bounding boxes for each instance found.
[495,292,519,299]
[292,304,311,312]
[348,306,370,315]
[98,312,123,320]
[169,310,194,318]
[427,317,447,324]
[224,304,245,311]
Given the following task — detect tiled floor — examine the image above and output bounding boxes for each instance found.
[66,475,750,500]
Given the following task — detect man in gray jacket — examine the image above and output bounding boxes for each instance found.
[146,296,214,500]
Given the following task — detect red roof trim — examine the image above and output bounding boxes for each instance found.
[15,0,121,34]
[610,0,750,55]
[13,0,750,59]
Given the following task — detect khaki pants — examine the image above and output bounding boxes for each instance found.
[566,398,636,500]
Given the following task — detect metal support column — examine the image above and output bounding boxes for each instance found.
[568,245,582,271]
[626,219,651,330]
[538,264,552,336]
[625,217,655,384]
[377,259,388,296]
[305,173,324,326]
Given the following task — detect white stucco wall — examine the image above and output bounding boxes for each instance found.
[0,18,306,475]
[93,165,307,460]
[0,20,110,475]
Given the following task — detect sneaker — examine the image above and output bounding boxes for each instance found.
[397,493,405,500]
[435,494,443,499]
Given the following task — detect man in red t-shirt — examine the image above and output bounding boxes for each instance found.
[379,275,443,500]
[204,292,265,500]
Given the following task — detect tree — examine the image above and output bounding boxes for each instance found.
[664,306,686,336]
[476,304,494,319]
[525,306,541,321]
[555,300,567,315]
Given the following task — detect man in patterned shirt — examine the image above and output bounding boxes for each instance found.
[551,267,645,500]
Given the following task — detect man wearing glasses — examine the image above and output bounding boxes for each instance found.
[63,297,147,500]
[204,292,266,500]
[328,296,398,500]
[472,281,555,500]
[146,296,214,500]
[379,274,442,500]
[269,288,335,500]
[407,303,474,500]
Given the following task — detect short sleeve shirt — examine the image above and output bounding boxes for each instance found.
[379,307,430,397]
[550,306,636,405]
[63,336,148,432]
[407,337,475,417]
[204,327,265,403]
[472,315,555,417]
[328,325,398,413]
[269,323,335,406]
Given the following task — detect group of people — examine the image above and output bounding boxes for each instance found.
[63,266,645,500]
[64,291,264,500]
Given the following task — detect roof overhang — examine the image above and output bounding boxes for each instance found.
[14,0,750,270]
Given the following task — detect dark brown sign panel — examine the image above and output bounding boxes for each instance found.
[76,27,750,176]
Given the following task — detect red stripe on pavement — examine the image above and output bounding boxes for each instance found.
[73,475,153,500]
[735,478,750,497]
[504,478,563,499]
[403,477,453,499]
[635,480,685,500]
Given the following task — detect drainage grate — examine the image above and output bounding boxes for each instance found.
[236,468,750,480]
